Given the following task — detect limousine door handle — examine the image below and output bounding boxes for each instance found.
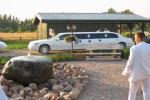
[88,40,91,42]
[99,40,101,42]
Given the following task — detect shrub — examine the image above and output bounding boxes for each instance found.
[121,48,130,59]
[47,53,85,62]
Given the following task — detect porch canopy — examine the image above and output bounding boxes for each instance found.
[33,13,150,38]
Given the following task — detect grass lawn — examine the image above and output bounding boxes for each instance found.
[4,40,29,49]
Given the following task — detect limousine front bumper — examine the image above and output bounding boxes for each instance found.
[28,42,39,51]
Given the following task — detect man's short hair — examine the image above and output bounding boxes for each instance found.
[135,32,145,40]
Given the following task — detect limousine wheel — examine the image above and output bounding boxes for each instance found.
[39,45,50,54]
[119,42,126,49]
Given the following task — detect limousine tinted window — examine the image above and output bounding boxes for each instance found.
[107,33,118,38]
[59,34,70,40]
[76,34,88,39]
[90,34,105,39]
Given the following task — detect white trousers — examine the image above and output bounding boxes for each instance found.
[128,78,150,100]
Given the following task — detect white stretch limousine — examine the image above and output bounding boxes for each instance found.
[28,32,134,54]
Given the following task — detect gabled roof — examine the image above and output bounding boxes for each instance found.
[33,13,150,25]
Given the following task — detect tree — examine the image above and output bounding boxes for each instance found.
[121,9,134,14]
[64,35,77,54]
[107,8,116,14]
[0,14,36,32]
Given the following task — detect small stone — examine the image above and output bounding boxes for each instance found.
[74,83,84,92]
[43,92,54,100]
[69,88,81,99]
[15,97,25,100]
[33,91,40,98]
[52,84,63,91]
[0,76,10,86]
[60,92,69,97]
[20,87,33,96]
[11,94,21,98]
[82,80,88,86]
[63,94,72,100]
[51,95,58,100]
[9,86,19,93]
[56,96,65,100]
[28,83,38,91]
[39,88,48,96]
[38,82,49,89]
[49,79,58,85]
[54,63,61,68]
[64,85,72,92]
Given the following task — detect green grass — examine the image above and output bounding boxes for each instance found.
[0,56,11,64]
[4,40,29,49]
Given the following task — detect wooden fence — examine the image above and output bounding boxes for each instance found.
[0,32,38,41]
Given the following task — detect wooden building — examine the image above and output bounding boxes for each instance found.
[33,13,150,39]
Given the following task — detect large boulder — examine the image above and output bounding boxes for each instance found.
[2,56,53,85]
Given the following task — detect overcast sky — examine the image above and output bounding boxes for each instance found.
[0,0,150,20]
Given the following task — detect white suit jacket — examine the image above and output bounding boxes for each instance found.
[122,42,150,82]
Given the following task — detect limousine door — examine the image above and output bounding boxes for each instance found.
[51,34,70,50]
[97,33,119,49]
[73,34,89,50]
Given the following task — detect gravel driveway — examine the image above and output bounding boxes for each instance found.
[64,60,143,100]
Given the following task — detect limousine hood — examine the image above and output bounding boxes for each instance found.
[29,39,50,44]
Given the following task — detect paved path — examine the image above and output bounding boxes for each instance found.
[0,49,29,57]
[65,61,143,100]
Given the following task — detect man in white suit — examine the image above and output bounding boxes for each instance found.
[122,32,150,100]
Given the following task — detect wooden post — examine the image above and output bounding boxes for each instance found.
[119,23,122,34]
[141,23,145,33]
[137,23,145,33]
[127,23,134,38]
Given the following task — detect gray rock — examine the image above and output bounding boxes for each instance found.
[2,56,53,84]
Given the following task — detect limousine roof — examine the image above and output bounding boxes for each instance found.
[58,31,118,35]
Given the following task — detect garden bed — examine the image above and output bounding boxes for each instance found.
[0,63,89,100]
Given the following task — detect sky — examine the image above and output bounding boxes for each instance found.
[0,0,150,20]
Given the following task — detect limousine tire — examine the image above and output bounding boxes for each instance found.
[39,44,50,54]
[119,42,126,49]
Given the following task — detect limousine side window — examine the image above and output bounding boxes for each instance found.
[58,34,70,40]
[76,34,88,39]
[107,33,118,38]
[90,34,105,39]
